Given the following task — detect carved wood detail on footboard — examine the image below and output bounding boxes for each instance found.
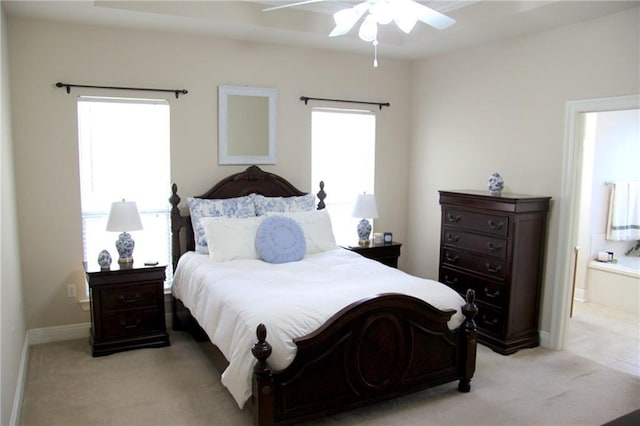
[252,290,478,426]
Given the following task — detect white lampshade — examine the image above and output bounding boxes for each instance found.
[352,193,379,219]
[106,200,143,232]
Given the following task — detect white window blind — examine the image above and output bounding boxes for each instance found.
[311,108,376,246]
[77,97,172,286]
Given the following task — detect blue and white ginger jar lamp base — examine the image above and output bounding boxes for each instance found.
[115,231,136,265]
[357,219,372,246]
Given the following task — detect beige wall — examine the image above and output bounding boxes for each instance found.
[1,6,27,425]
[7,17,412,329]
[406,7,639,335]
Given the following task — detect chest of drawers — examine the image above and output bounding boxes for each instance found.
[85,264,170,356]
[438,190,550,355]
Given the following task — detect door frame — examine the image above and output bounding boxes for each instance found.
[549,94,639,350]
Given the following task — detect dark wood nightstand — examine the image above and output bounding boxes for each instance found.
[85,263,170,357]
[344,241,402,268]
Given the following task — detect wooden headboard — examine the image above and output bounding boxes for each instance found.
[169,165,326,269]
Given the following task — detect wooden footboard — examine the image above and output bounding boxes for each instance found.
[252,290,478,426]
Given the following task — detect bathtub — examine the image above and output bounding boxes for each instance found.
[586,256,640,316]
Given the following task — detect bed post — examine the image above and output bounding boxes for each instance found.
[252,324,275,426]
[458,289,478,392]
[169,183,182,272]
[316,181,326,210]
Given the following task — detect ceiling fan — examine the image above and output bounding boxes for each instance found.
[263,0,456,67]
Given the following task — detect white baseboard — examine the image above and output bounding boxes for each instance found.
[540,330,551,349]
[10,337,29,426]
[27,322,91,346]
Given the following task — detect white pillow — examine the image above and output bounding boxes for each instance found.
[200,216,265,262]
[266,209,338,254]
[188,195,256,254]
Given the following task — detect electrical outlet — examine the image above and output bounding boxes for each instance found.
[67,284,76,298]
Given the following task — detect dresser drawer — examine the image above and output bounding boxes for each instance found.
[475,304,505,337]
[440,266,507,309]
[442,228,508,259]
[442,207,509,237]
[440,248,507,281]
[101,308,164,339]
[99,283,160,312]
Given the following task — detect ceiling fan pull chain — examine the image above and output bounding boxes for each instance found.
[373,40,379,68]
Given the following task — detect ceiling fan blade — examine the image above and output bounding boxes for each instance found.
[411,1,456,30]
[262,0,326,12]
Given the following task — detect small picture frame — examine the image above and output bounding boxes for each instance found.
[383,232,393,244]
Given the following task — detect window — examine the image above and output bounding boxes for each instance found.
[311,108,376,245]
[77,97,172,287]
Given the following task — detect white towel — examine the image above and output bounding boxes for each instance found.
[606,181,640,241]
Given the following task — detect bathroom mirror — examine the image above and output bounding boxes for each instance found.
[218,85,277,165]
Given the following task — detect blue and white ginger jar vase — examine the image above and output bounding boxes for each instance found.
[98,249,112,269]
[488,172,504,196]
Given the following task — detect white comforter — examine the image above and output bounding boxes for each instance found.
[172,248,466,408]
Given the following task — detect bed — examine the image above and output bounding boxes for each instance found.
[169,165,478,426]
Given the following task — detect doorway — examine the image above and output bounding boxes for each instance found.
[549,94,639,353]
[563,107,640,377]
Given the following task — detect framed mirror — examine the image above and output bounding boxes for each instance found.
[218,85,277,165]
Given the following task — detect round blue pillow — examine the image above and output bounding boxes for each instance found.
[255,216,306,264]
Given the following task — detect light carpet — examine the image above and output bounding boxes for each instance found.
[20,331,640,425]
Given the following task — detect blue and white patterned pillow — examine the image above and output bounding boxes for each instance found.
[255,216,306,264]
[188,195,256,253]
[253,193,316,216]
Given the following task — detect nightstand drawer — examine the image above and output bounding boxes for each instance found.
[442,228,507,259]
[442,207,509,236]
[440,248,508,281]
[100,283,160,312]
[101,308,164,339]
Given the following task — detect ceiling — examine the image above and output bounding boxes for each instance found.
[3,1,638,60]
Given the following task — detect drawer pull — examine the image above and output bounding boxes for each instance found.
[481,314,499,326]
[485,263,503,274]
[445,253,459,262]
[446,234,460,242]
[487,242,502,252]
[443,275,458,285]
[487,220,504,230]
[484,287,501,298]
[120,319,141,329]
[447,213,461,223]
[119,294,139,304]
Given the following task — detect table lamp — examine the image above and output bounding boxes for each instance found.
[106,200,143,265]
[352,193,378,246]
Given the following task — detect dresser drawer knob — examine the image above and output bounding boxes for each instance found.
[119,294,139,304]
[446,234,460,242]
[487,220,504,230]
[485,263,502,274]
[484,287,501,298]
[120,318,141,329]
[445,253,459,262]
[481,314,499,326]
[443,275,459,285]
[447,213,461,223]
[487,242,502,252]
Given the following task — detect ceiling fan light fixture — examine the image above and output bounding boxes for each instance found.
[392,0,418,33]
[358,14,378,42]
[370,0,393,25]
[330,2,369,37]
